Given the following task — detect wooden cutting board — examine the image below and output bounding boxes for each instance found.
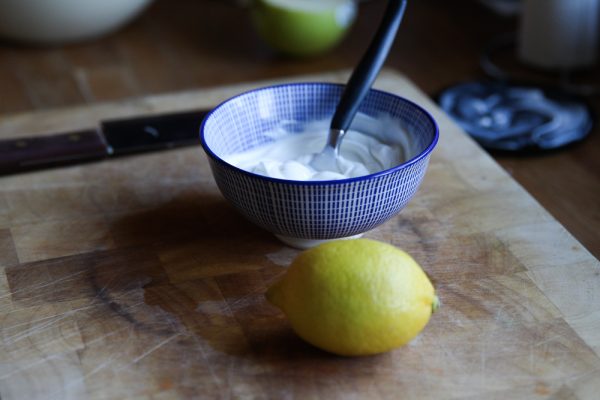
[1,69,599,400]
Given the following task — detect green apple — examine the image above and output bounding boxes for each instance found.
[251,0,357,57]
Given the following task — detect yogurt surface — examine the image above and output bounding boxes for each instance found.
[224,115,409,181]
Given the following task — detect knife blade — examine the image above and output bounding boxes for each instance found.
[0,109,210,176]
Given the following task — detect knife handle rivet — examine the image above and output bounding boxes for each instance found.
[68,134,81,142]
[15,140,28,148]
[144,126,160,138]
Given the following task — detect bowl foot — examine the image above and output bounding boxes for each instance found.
[274,234,363,249]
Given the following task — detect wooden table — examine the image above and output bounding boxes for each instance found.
[0,0,597,257]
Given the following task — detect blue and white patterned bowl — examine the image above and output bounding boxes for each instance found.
[200,83,438,248]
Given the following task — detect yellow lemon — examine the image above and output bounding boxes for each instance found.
[266,238,439,356]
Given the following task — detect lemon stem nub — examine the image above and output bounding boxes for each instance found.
[432,295,440,314]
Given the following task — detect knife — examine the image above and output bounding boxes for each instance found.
[0,109,210,176]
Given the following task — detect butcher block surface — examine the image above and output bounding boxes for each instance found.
[0,69,598,399]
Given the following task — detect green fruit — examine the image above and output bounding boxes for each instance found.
[251,0,357,57]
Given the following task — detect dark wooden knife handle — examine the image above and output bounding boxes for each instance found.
[0,130,109,175]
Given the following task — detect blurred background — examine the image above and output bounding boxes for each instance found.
[0,0,598,255]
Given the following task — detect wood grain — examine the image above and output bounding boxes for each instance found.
[0,70,598,399]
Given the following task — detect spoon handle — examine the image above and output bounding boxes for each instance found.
[331,0,407,132]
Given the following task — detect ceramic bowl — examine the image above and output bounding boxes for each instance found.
[200,82,438,248]
[0,0,154,44]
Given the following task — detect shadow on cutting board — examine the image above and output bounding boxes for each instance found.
[108,194,390,370]
[5,192,391,383]
[7,193,366,373]
[108,195,295,351]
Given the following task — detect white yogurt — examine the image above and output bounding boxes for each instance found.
[224,114,411,181]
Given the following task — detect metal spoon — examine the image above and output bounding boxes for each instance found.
[311,0,408,171]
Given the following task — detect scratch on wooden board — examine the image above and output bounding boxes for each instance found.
[16,320,133,354]
[2,299,145,349]
[2,298,146,347]
[130,332,182,365]
[225,357,237,399]
[442,346,470,379]
[215,289,237,325]
[567,367,600,388]
[480,346,487,389]
[92,268,145,301]
[525,343,534,375]
[221,296,252,312]
[47,355,118,400]
[226,291,267,310]
[93,280,112,300]
[3,304,96,332]
[83,327,131,347]
[73,68,95,103]
[0,354,62,380]
[193,332,221,384]
[1,293,136,339]
[112,300,145,313]
[0,269,87,300]
[533,334,561,348]
[195,300,233,317]
[3,313,73,344]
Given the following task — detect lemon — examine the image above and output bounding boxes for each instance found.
[266,239,438,356]
[250,0,357,57]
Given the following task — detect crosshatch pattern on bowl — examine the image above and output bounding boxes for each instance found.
[203,83,435,160]
[208,155,430,238]
[205,84,343,156]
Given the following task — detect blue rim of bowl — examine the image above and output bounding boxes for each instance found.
[200,82,439,186]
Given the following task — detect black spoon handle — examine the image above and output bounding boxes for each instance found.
[331,0,407,132]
